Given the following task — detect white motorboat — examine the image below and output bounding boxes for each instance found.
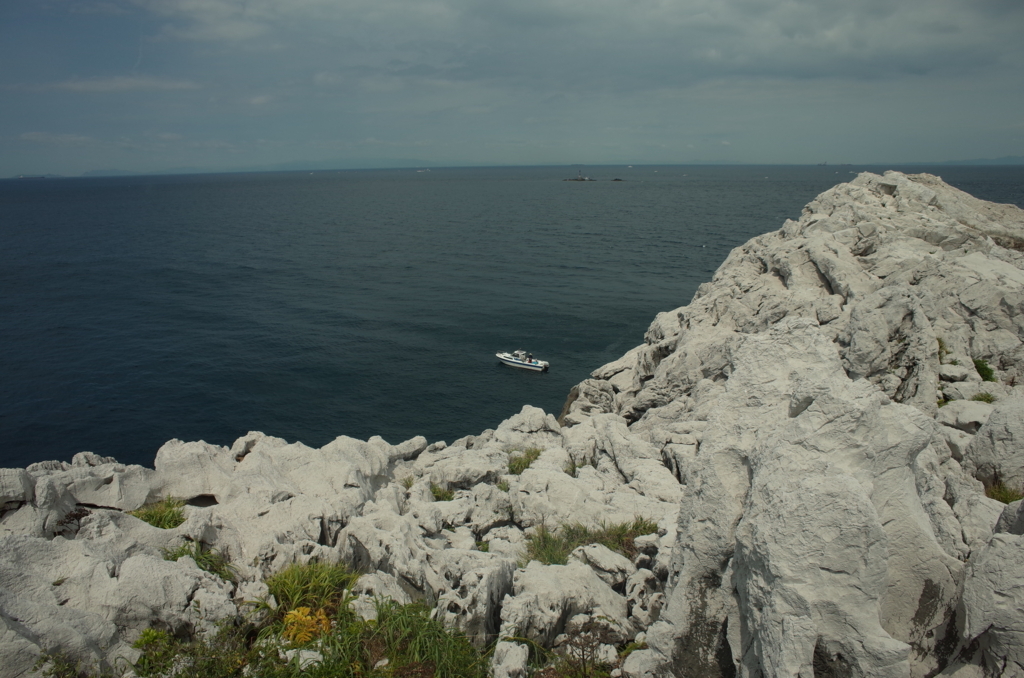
[496,350,549,372]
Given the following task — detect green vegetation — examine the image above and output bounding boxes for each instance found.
[476,541,489,553]
[619,641,648,660]
[974,358,997,382]
[937,399,948,408]
[524,517,659,566]
[129,498,186,529]
[971,392,998,404]
[532,618,618,678]
[508,447,543,475]
[34,651,113,678]
[128,561,490,677]
[40,554,653,678]
[163,541,237,583]
[986,481,1024,505]
[564,460,578,478]
[265,561,359,621]
[937,338,948,357]
[401,476,415,490]
[430,482,455,502]
[497,480,510,493]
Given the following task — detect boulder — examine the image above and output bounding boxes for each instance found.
[935,400,994,434]
[499,561,632,648]
[956,533,1024,673]
[962,397,1024,489]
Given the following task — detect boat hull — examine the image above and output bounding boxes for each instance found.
[496,353,549,372]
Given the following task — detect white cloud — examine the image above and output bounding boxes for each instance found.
[47,76,201,92]
[19,132,95,145]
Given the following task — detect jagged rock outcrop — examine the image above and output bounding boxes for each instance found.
[566,171,1024,678]
[2,171,1024,678]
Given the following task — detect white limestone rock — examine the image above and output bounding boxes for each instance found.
[957,533,1024,674]
[935,400,994,434]
[0,530,236,676]
[942,380,1013,402]
[569,543,637,591]
[350,572,412,621]
[938,424,973,462]
[625,568,663,629]
[33,462,152,512]
[995,500,1024,535]
[430,549,517,646]
[491,641,530,678]
[499,561,633,648]
[939,363,973,382]
[149,438,237,502]
[0,468,34,505]
[962,397,1024,488]
[413,444,508,490]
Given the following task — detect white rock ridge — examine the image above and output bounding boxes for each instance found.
[2,171,1023,678]
[566,171,1024,678]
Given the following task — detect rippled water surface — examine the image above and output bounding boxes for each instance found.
[3,165,1023,468]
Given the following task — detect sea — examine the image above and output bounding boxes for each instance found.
[3,165,1023,470]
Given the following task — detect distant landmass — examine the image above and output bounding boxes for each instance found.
[9,156,1023,180]
[80,169,140,177]
[932,156,1024,166]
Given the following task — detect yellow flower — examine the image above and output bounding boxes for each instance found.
[282,607,331,645]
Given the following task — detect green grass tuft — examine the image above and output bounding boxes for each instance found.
[971,392,997,404]
[265,561,359,619]
[163,541,237,582]
[401,476,415,490]
[508,447,542,475]
[524,517,658,566]
[57,560,489,678]
[129,498,186,529]
[430,482,455,502]
[974,358,997,382]
[986,482,1024,504]
[497,479,510,492]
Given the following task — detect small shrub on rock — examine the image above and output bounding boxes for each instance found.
[525,517,658,565]
[132,628,177,676]
[163,540,236,582]
[33,651,107,678]
[129,498,186,529]
[564,460,578,477]
[986,481,1024,504]
[974,358,997,382]
[537,624,615,678]
[971,392,997,404]
[430,483,455,501]
[508,447,542,475]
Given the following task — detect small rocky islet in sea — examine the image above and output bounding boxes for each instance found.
[4,171,1024,677]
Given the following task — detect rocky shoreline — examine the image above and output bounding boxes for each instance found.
[4,171,1024,677]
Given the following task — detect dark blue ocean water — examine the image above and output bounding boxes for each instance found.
[2,165,1023,469]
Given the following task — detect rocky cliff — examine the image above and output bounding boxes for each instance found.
[3,171,1024,678]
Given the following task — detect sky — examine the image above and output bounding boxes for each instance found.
[2,0,1023,176]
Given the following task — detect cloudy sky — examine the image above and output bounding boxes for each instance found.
[2,0,1023,175]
